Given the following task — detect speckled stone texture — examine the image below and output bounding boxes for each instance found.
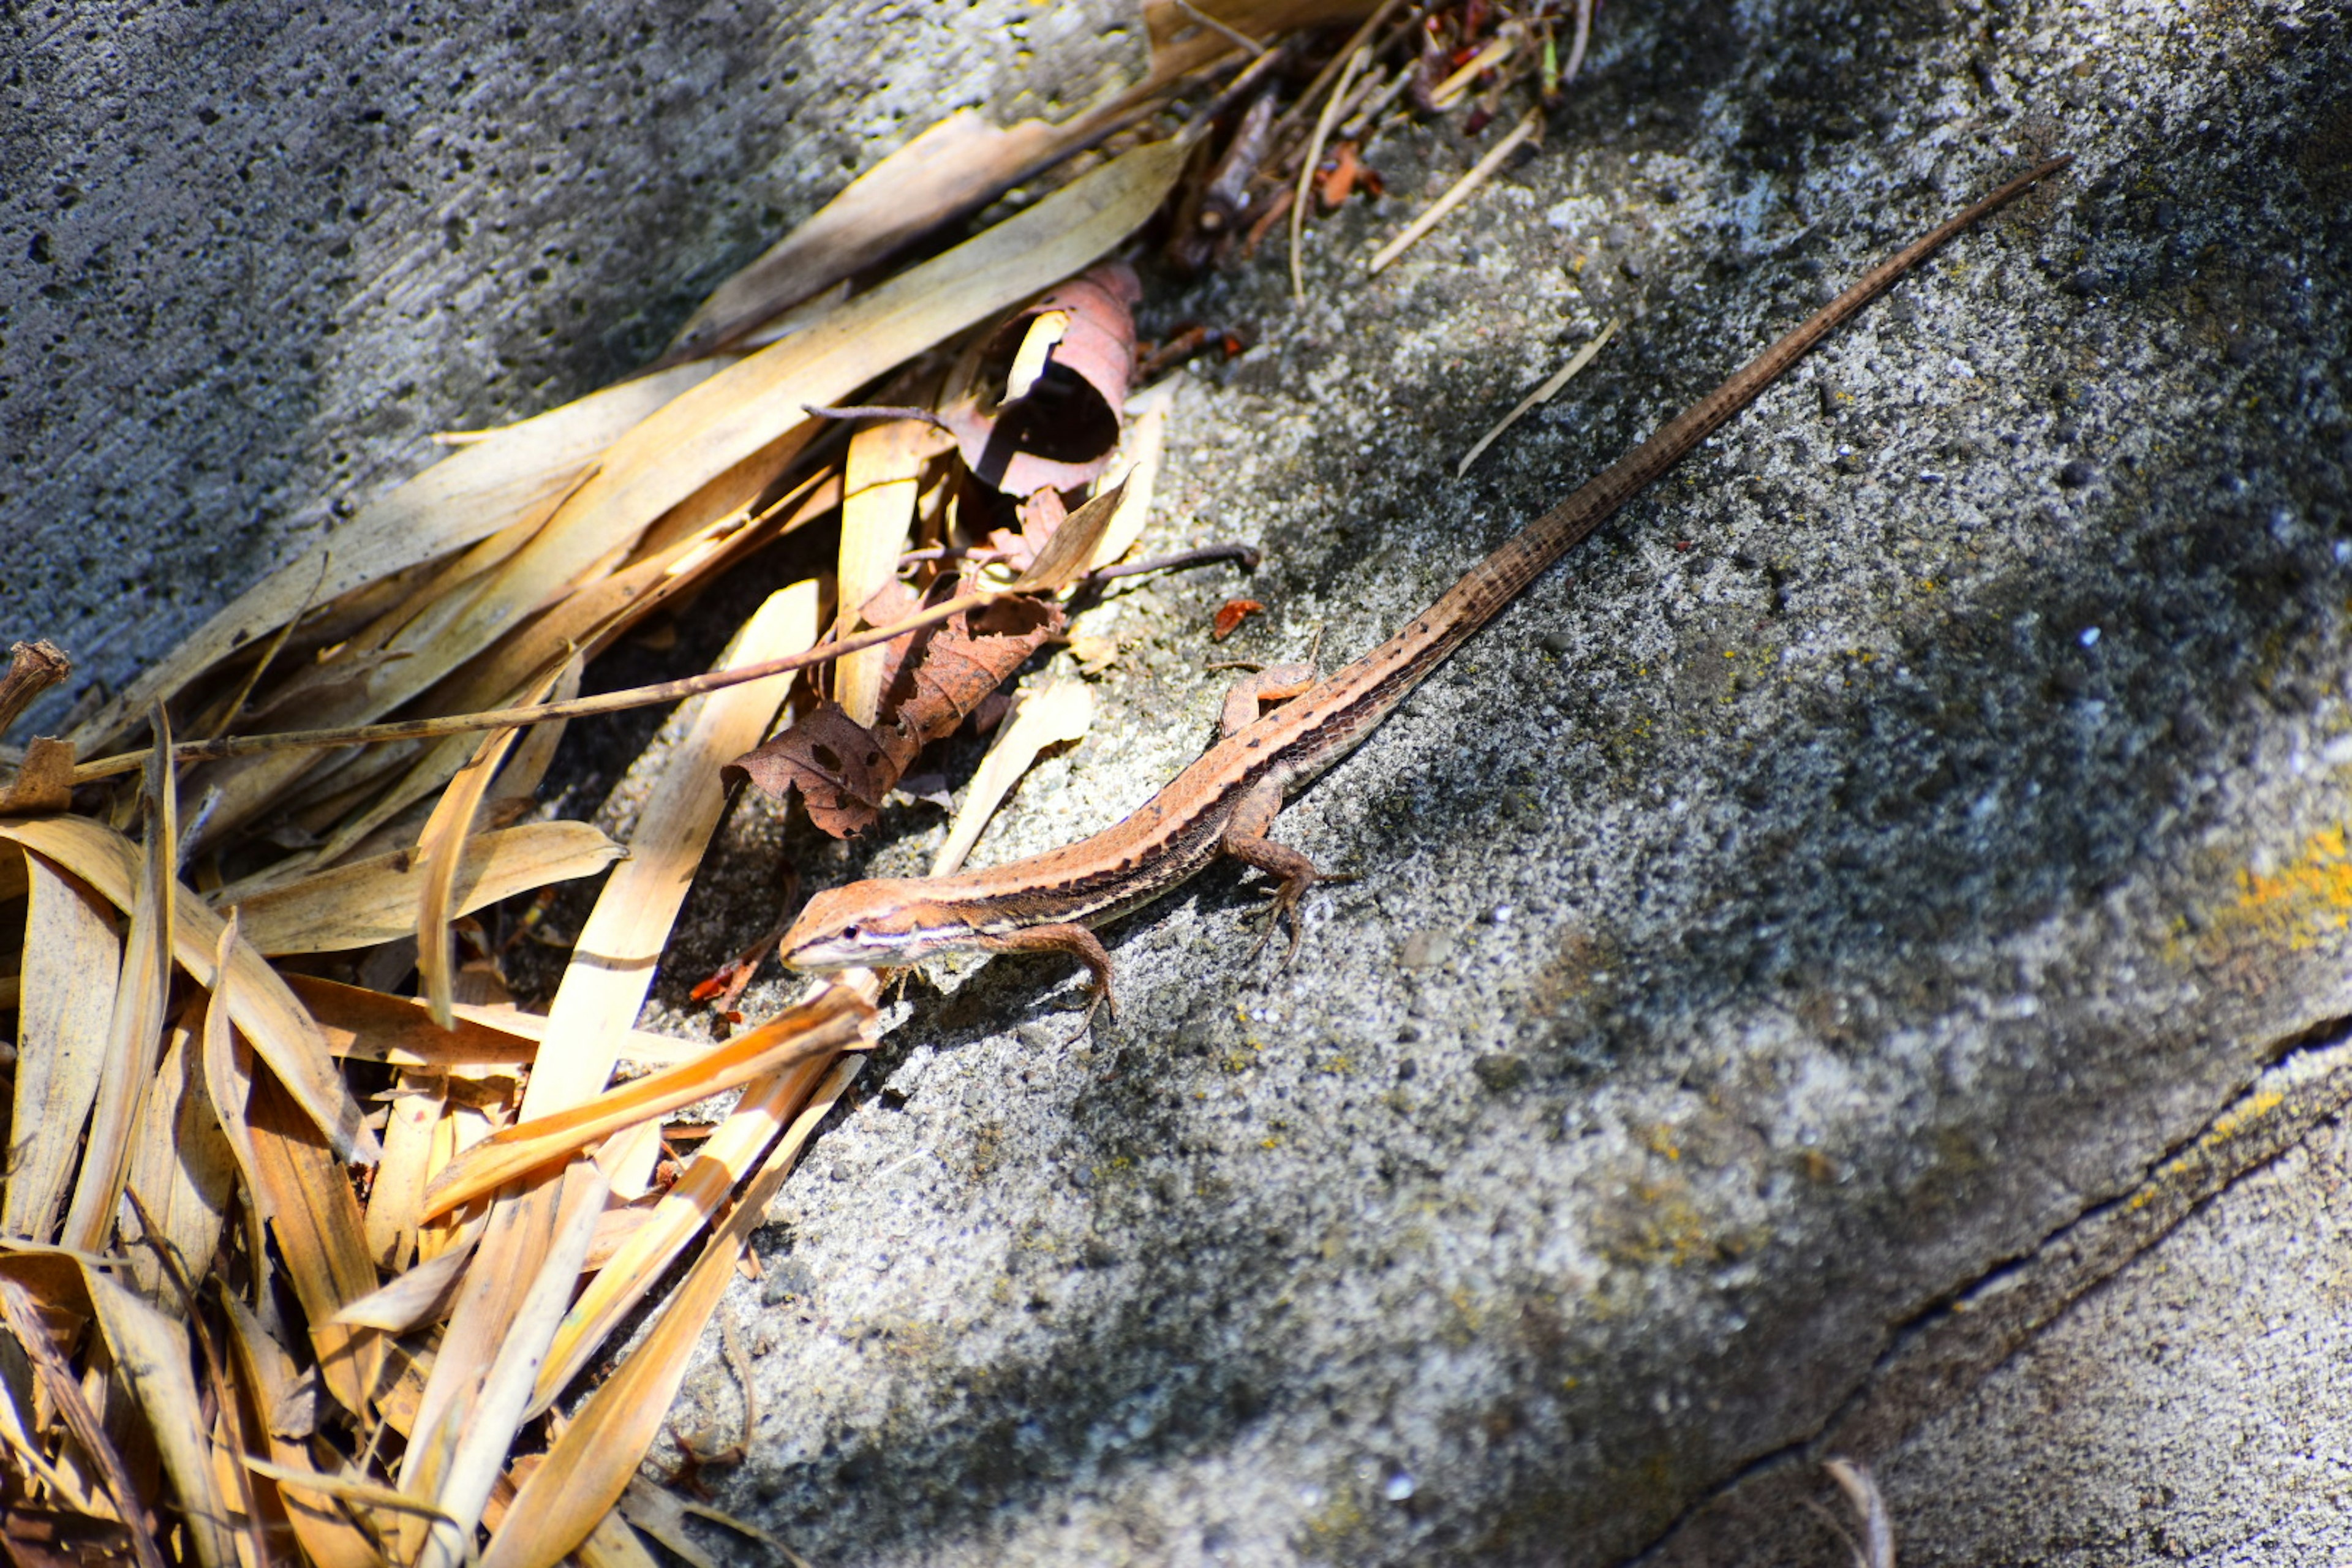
[12,2,2352,1566]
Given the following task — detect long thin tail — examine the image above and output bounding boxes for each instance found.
[1435,154,2073,631]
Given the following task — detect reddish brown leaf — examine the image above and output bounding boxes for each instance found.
[727,588,1063,837]
[1213,599,1266,641]
[936,264,1140,497]
[1318,141,1363,209]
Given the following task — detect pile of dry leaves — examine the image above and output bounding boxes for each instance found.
[0,1,1594,1562]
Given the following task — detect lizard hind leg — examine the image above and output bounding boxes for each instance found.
[1219,776,1341,968]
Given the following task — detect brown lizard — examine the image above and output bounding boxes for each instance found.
[780,155,2071,1016]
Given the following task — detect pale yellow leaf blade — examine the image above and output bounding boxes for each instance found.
[334,1219,478,1332]
[123,1016,236,1302]
[227,821,622,957]
[930,679,1096,878]
[398,582,821,1561]
[1087,378,1176,570]
[4,853,121,1242]
[522,581,822,1120]
[835,416,940,727]
[466,137,1186,725]
[281,972,698,1069]
[244,1070,383,1419]
[532,1049,835,1414]
[191,136,1187,880]
[217,1295,382,1568]
[81,1262,239,1568]
[59,714,176,1256]
[0,816,381,1164]
[71,361,724,754]
[364,1073,450,1273]
[419,989,870,1224]
[475,1055,862,1568]
[418,657,569,1026]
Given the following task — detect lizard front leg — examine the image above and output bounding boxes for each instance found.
[973,922,1117,1030]
[1220,775,1341,965]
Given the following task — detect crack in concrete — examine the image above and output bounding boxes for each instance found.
[1623,1016,2352,1567]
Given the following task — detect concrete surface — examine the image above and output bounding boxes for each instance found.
[10,2,2352,1566]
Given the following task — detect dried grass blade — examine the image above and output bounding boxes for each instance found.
[1455,317,1619,477]
[218,1295,381,1568]
[1291,41,1371,302]
[0,1276,168,1568]
[4,854,121,1243]
[477,1055,862,1568]
[335,1218,479,1332]
[575,1503,669,1568]
[530,1046,832,1413]
[79,1263,238,1568]
[669,110,1111,360]
[72,362,724,755]
[244,1071,383,1419]
[58,712,176,1256]
[1008,476,1126,594]
[0,816,380,1163]
[1368,107,1542,275]
[418,659,571,1026]
[929,680,1096,877]
[123,1013,236,1302]
[491,138,1185,685]
[281,973,698,1069]
[419,990,870,1224]
[180,137,1188,863]
[1087,380,1175,571]
[227,821,622,957]
[399,584,820,1564]
[835,417,941,726]
[365,1072,451,1273]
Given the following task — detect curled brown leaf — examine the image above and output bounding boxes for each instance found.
[726,588,1063,838]
[937,263,1140,497]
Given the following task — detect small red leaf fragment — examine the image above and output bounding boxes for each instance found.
[1318,143,1362,211]
[1212,600,1265,641]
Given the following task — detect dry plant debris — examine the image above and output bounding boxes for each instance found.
[0,0,1616,1560]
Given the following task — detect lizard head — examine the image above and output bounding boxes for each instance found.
[780,880,981,973]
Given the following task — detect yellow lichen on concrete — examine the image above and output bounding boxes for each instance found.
[2220,823,2352,951]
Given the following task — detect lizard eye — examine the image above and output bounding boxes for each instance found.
[840,924,861,942]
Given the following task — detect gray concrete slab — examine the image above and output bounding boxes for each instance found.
[11,2,2352,1566]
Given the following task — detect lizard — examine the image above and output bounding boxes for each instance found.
[779,154,2071,1018]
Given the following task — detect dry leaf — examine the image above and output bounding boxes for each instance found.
[57,718,175,1256]
[532,1047,835,1411]
[399,584,820,1567]
[417,659,574,1027]
[418,987,871,1223]
[79,1263,239,1568]
[245,1067,385,1419]
[1087,378,1177,570]
[477,1055,861,1568]
[4,854,119,1243]
[930,679,1096,878]
[218,1295,382,1568]
[364,1072,451,1274]
[937,264,1141,496]
[225,821,622,957]
[1213,598,1267,639]
[71,362,723,756]
[0,738,75,816]
[835,404,952,728]
[726,590,1063,839]
[123,1009,237,1303]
